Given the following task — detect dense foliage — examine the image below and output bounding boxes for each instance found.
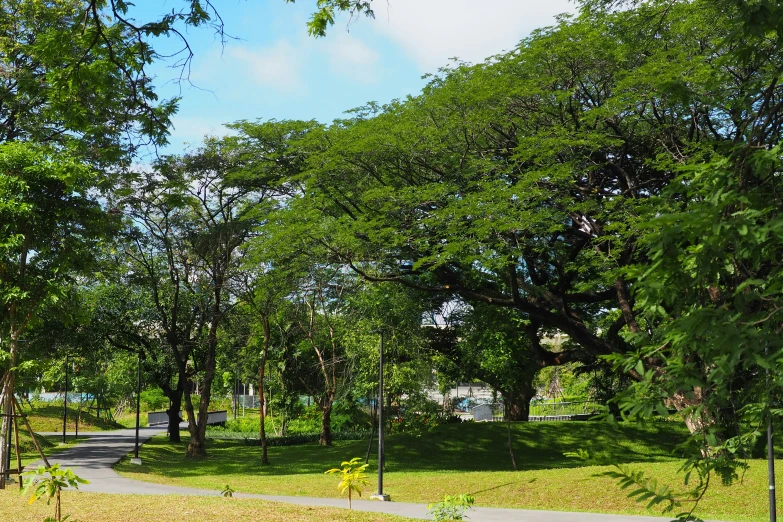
[2,5,783,518]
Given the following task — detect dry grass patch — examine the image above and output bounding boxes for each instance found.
[0,489,415,522]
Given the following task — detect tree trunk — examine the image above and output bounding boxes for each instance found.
[0,334,19,489]
[183,372,207,458]
[667,388,715,435]
[186,430,207,458]
[166,391,183,443]
[503,388,533,422]
[258,367,268,464]
[259,315,270,465]
[186,280,224,459]
[320,401,333,446]
[187,366,215,458]
[55,487,61,522]
[506,414,518,470]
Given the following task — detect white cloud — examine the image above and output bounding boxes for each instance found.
[370,0,577,71]
[227,40,303,91]
[168,115,234,149]
[322,33,381,84]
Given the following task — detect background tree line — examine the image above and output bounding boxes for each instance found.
[1,0,782,493]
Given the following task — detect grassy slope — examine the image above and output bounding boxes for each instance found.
[21,403,125,432]
[112,420,783,521]
[0,490,415,522]
[14,430,78,467]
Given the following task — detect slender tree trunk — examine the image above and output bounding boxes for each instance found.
[182,382,203,457]
[182,354,206,458]
[320,400,333,446]
[365,399,376,464]
[259,316,270,464]
[506,415,518,471]
[0,330,19,489]
[258,377,268,464]
[187,365,215,458]
[186,280,224,458]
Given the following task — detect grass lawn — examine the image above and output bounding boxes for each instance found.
[19,402,126,432]
[113,420,783,521]
[0,489,416,522]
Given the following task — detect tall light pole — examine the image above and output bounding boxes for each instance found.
[234,370,238,421]
[131,351,142,465]
[765,345,777,522]
[768,347,777,522]
[370,330,390,501]
[769,416,776,522]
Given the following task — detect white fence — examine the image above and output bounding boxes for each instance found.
[198,410,228,425]
[148,410,180,426]
[235,395,260,409]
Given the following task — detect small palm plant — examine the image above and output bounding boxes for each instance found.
[325,457,369,509]
[22,463,90,522]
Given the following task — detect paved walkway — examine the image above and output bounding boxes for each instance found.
[29,429,708,522]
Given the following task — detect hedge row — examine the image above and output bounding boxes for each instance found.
[206,429,371,446]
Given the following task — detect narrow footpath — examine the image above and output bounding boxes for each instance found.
[30,429,711,522]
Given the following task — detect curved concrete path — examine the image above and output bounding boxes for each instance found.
[29,429,713,522]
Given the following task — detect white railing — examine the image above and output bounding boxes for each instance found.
[148,410,181,426]
[197,410,227,425]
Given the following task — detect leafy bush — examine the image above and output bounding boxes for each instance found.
[213,400,371,436]
[393,393,445,435]
[206,428,371,446]
[140,389,168,411]
[427,494,475,521]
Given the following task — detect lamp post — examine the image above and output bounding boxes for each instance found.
[768,416,776,522]
[370,330,390,501]
[131,351,142,465]
[765,345,777,522]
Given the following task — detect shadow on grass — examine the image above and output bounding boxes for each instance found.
[468,481,515,496]
[117,420,691,481]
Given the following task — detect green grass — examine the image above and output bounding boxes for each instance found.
[20,402,125,432]
[116,422,724,514]
[118,420,783,518]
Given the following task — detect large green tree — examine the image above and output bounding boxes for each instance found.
[120,138,269,457]
[0,143,113,486]
[251,3,699,418]
[249,0,780,433]
[596,0,783,485]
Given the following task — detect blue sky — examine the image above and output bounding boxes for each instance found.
[130,1,577,157]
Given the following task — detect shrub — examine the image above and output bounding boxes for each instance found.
[206,429,371,446]
[140,389,168,411]
[427,494,475,521]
